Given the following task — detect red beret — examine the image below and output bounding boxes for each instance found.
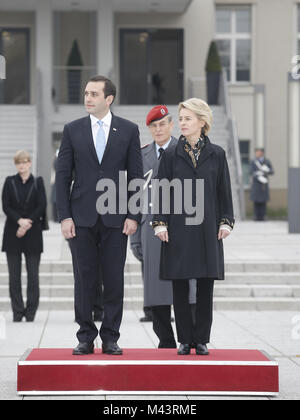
[146,105,169,126]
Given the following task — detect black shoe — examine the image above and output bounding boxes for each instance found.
[102,342,123,355]
[13,314,23,322]
[25,317,35,322]
[196,343,209,356]
[25,314,35,322]
[72,342,94,355]
[177,344,191,355]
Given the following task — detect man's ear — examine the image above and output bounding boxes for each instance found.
[106,95,114,107]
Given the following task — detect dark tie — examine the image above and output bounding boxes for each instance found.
[158,148,165,160]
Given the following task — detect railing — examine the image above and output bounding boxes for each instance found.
[53,66,97,105]
[219,68,246,220]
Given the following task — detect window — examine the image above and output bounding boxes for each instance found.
[0,28,30,104]
[239,140,250,186]
[216,6,252,83]
[53,12,97,104]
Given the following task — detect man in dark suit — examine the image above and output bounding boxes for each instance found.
[56,75,143,355]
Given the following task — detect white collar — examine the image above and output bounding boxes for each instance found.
[155,137,172,152]
[90,110,112,127]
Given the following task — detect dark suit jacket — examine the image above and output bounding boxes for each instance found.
[56,113,143,227]
[1,174,47,254]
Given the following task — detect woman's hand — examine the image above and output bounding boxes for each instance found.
[18,218,32,230]
[157,231,169,243]
[16,227,27,238]
[218,227,231,240]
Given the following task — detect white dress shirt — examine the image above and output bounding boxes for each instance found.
[90,111,112,148]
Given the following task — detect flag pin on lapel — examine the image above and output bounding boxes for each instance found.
[113,128,117,132]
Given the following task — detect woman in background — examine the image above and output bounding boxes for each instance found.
[1,151,47,322]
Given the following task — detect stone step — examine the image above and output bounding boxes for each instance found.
[1,271,300,285]
[1,284,300,299]
[1,296,300,311]
[1,261,300,273]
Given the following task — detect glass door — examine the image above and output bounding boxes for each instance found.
[0,28,30,104]
[120,29,184,105]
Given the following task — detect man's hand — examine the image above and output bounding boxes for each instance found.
[61,219,76,239]
[123,219,138,236]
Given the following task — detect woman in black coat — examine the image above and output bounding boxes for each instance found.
[152,98,234,355]
[1,151,47,322]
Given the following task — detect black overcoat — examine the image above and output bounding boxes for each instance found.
[153,136,234,281]
[1,174,47,254]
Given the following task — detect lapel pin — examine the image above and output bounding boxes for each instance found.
[113,128,117,132]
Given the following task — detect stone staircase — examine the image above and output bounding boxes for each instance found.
[0,258,300,311]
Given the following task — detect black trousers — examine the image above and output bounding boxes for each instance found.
[6,253,41,320]
[152,305,176,348]
[172,278,214,344]
[69,216,128,344]
[68,241,104,316]
[254,202,267,221]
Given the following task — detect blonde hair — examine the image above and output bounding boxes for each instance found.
[14,150,32,164]
[178,98,213,135]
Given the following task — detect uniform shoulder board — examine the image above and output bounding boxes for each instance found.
[141,144,150,149]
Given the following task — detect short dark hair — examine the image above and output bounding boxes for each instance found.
[88,75,117,102]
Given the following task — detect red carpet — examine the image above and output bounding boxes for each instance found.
[17,348,279,396]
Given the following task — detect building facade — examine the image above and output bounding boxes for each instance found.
[0,0,300,216]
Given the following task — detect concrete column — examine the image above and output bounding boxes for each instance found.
[288,73,300,233]
[36,0,53,202]
[96,0,114,79]
[254,85,265,150]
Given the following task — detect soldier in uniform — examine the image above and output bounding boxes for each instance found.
[130,105,178,348]
[250,148,274,221]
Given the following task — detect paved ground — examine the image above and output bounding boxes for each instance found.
[0,220,300,400]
